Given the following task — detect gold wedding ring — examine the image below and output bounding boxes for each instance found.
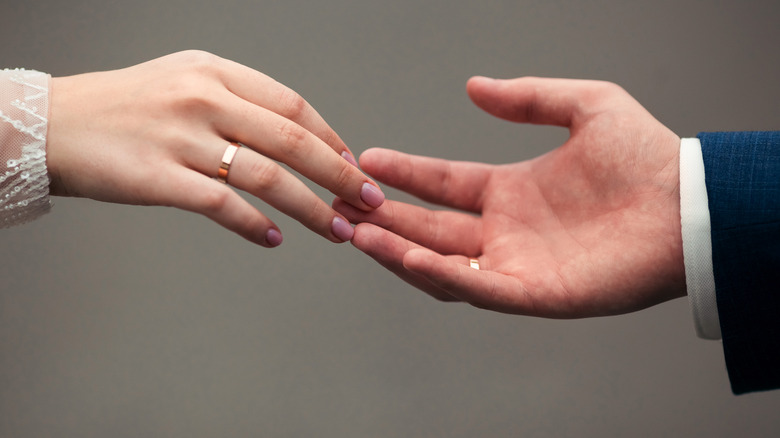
[217,142,240,184]
[469,258,480,270]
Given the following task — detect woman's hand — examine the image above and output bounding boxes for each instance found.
[335,77,685,318]
[46,50,384,247]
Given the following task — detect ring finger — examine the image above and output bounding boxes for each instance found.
[214,143,355,243]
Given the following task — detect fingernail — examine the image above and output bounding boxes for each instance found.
[341,151,359,167]
[266,229,283,247]
[331,217,354,242]
[360,182,385,208]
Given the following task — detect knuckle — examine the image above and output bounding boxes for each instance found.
[197,186,231,215]
[580,81,631,117]
[332,161,354,193]
[382,200,397,230]
[602,80,625,93]
[246,159,282,192]
[320,129,340,149]
[159,52,226,117]
[421,211,440,248]
[303,200,330,231]
[438,161,455,202]
[524,86,540,122]
[276,121,309,158]
[163,79,220,117]
[174,91,219,117]
[591,80,627,99]
[175,50,222,73]
[277,87,308,121]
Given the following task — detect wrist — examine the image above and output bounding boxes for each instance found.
[45,76,73,197]
[658,130,687,300]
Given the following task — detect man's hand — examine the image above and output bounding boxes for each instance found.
[335,76,685,317]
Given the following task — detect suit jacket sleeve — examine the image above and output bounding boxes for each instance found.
[699,131,780,394]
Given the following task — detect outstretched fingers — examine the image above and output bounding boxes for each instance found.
[221,147,355,243]
[334,197,483,256]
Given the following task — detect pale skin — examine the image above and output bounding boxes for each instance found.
[334,76,686,318]
[46,50,384,247]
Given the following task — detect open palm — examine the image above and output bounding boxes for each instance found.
[335,77,686,318]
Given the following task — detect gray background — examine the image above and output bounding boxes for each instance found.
[2,0,779,437]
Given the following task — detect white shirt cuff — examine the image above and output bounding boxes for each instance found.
[680,137,721,340]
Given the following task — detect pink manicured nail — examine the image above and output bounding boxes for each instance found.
[266,229,283,247]
[341,151,359,167]
[331,217,354,242]
[360,183,385,208]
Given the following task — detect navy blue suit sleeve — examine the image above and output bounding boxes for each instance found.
[699,131,780,394]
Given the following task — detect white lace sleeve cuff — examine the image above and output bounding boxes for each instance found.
[0,69,52,228]
[680,137,721,340]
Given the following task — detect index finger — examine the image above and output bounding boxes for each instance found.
[215,55,354,159]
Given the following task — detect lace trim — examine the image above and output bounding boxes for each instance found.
[0,69,52,228]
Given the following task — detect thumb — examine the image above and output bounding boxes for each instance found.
[466,76,603,128]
